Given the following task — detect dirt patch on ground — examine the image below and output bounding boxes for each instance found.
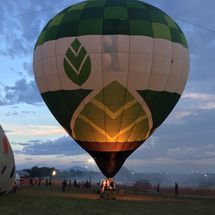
[59,191,180,203]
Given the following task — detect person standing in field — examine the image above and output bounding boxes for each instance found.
[157,183,160,193]
[62,179,67,192]
[45,178,48,186]
[29,178,33,188]
[175,182,179,195]
[38,178,42,187]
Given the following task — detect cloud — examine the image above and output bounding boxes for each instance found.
[23,62,34,77]
[182,92,215,110]
[14,136,84,156]
[5,110,36,116]
[7,124,66,141]
[128,108,215,172]
[5,111,19,116]
[182,92,215,100]
[8,106,215,173]
[125,157,215,173]
[14,153,91,170]
[169,110,197,122]
[11,108,215,173]
[0,78,42,105]
[166,91,215,123]
[0,0,80,58]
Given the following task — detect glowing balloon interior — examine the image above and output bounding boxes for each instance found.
[0,125,15,194]
[33,0,189,177]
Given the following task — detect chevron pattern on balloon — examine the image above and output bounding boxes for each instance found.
[73,81,150,143]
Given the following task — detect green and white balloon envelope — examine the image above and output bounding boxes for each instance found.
[33,0,189,177]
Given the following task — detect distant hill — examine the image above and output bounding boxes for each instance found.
[70,166,89,172]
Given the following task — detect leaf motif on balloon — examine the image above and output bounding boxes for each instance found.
[64,38,91,86]
[73,81,150,143]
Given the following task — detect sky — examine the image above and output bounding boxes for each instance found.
[0,0,215,174]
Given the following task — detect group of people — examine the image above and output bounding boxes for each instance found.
[17,176,181,197]
[156,182,179,195]
[61,179,90,192]
[100,178,116,193]
[28,178,45,187]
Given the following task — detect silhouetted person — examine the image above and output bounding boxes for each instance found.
[157,183,160,193]
[45,178,48,186]
[29,178,33,188]
[48,178,52,187]
[68,179,72,187]
[38,178,42,187]
[62,179,67,192]
[175,182,179,195]
[109,178,116,191]
[73,179,77,188]
[85,180,90,189]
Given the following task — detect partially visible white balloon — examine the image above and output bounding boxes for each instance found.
[0,125,16,194]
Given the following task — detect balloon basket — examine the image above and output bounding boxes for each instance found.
[100,190,117,200]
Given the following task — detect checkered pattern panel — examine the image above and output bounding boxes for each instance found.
[35,0,188,48]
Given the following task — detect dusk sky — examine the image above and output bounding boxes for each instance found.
[0,0,215,174]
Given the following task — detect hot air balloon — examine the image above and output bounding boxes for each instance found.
[33,0,189,177]
[0,125,16,194]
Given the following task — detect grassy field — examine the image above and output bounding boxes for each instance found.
[0,187,215,215]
